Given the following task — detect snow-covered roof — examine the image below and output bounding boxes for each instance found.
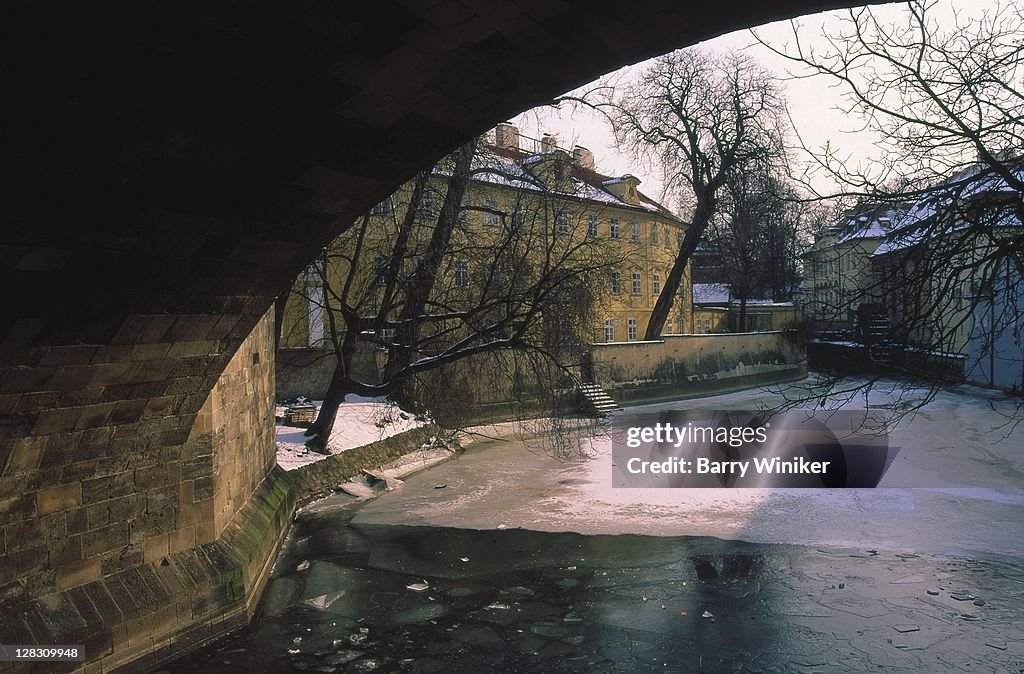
[440,144,678,219]
[693,283,730,305]
[874,161,1023,256]
[737,299,794,307]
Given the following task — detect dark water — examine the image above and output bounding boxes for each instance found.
[158,500,1024,673]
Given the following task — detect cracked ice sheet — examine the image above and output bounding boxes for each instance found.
[353,379,1024,559]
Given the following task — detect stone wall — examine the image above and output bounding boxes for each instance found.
[590,332,806,404]
[0,310,294,673]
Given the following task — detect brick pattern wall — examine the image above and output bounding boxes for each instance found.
[0,311,282,673]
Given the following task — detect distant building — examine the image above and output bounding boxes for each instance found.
[800,203,905,334]
[803,162,1023,390]
[871,164,1023,389]
[692,283,797,333]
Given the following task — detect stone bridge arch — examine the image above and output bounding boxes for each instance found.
[1,1,884,669]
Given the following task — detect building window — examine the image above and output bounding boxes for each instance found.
[630,220,640,241]
[555,209,570,235]
[587,214,599,237]
[604,320,615,343]
[703,318,711,332]
[371,197,393,215]
[610,271,622,295]
[610,217,621,239]
[652,273,661,295]
[371,256,389,288]
[484,198,500,227]
[511,208,525,231]
[307,286,325,347]
[417,189,436,218]
[454,260,469,288]
[632,271,642,295]
[627,318,638,341]
[651,223,659,245]
[678,317,685,334]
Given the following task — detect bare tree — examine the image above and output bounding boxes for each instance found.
[755,0,1024,420]
[283,141,624,454]
[706,167,803,330]
[572,50,789,339]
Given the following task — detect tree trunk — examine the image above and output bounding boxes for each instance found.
[644,189,717,340]
[303,363,349,454]
[273,292,288,350]
[738,297,748,332]
[384,140,477,383]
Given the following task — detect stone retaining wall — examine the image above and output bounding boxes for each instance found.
[590,332,806,404]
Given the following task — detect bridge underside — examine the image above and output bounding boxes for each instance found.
[1,1,881,670]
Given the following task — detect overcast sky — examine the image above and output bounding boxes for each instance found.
[511,0,997,202]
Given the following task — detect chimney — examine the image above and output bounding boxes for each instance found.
[495,123,520,151]
[573,145,594,170]
[541,133,557,153]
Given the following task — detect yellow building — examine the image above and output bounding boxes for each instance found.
[692,283,798,333]
[801,205,903,332]
[279,124,692,351]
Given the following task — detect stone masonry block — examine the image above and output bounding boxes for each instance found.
[109,399,148,425]
[0,492,35,527]
[4,436,45,474]
[0,544,47,585]
[139,316,179,344]
[1,366,57,395]
[61,459,99,484]
[60,387,106,407]
[40,345,99,367]
[143,395,177,418]
[106,494,145,522]
[56,557,102,591]
[80,522,129,558]
[74,402,117,430]
[47,364,100,391]
[49,535,83,567]
[100,547,143,576]
[90,362,140,388]
[67,507,88,535]
[32,407,84,435]
[0,394,20,416]
[14,390,61,412]
[133,360,175,384]
[129,342,172,362]
[168,524,196,554]
[142,534,169,563]
[167,340,219,359]
[82,472,135,504]
[38,483,82,514]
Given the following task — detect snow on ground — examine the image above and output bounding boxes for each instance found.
[275,395,426,471]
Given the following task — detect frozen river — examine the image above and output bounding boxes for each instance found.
[354,379,1024,561]
[159,378,1024,673]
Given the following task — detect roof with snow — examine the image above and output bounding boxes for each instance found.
[873,161,1024,257]
[451,144,681,221]
[693,283,730,305]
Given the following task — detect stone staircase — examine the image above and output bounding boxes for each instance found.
[579,383,622,417]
